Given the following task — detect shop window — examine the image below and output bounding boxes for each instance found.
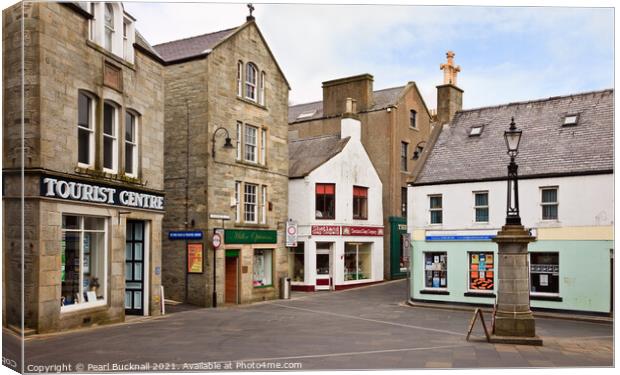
[244,124,258,162]
[289,243,304,282]
[474,192,489,222]
[530,252,559,295]
[424,252,447,288]
[344,243,371,281]
[253,249,273,287]
[315,183,335,219]
[245,63,258,102]
[469,252,494,291]
[352,186,368,220]
[103,102,118,173]
[61,215,107,310]
[429,195,443,224]
[399,234,409,273]
[541,187,558,220]
[125,111,139,177]
[236,61,243,97]
[244,183,258,223]
[401,142,408,171]
[410,109,417,128]
[77,91,95,167]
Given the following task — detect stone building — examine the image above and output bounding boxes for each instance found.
[153,12,290,306]
[2,2,166,333]
[288,53,462,280]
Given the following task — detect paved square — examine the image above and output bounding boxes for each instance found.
[3,280,613,372]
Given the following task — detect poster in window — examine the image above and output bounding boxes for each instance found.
[187,243,204,273]
[540,274,549,286]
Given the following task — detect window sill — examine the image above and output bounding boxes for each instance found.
[315,217,336,221]
[235,159,268,170]
[85,40,135,71]
[232,222,271,229]
[253,284,274,289]
[60,300,107,314]
[419,289,449,295]
[237,96,268,110]
[408,126,419,132]
[464,292,496,298]
[530,294,563,302]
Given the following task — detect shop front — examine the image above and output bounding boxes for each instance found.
[389,217,408,279]
[290,225,384,292]
[222,229,282,304]
[10,174,165,333]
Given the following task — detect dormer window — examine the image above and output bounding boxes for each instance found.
[563,114,579,126]
[296,110,316,120]
[88,3,135,63]
[469,126,483,136]
[104,3,114,51]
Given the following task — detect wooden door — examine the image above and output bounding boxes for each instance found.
[225,256,238,304]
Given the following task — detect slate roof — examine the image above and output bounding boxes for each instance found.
[288,86,405,124]
[152,27,239,62]
[135,30,164,61]
[414,89,614,185]
[289,135,350,178]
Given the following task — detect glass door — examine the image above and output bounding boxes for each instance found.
[125,221,145,315]
[316,242,332,290]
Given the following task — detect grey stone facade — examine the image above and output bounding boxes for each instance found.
[2,2,165,333]
[157,19,290,306]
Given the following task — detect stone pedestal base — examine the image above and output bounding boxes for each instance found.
[494,312,536,337]
[489,334,543,346]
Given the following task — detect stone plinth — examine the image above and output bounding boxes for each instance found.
[491,224,542,344]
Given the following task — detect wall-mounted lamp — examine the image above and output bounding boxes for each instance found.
[211,126,234,158]
[412,141,427,160]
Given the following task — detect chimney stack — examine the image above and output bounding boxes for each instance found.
[436,51,463,124]
[322,74,374,117]
[341,98,361,141]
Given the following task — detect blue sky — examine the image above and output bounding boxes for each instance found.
[124,1,614,109]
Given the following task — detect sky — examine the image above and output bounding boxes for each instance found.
[27,1,619,110]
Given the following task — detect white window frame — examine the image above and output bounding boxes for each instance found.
[236,121,242,160]
[244,124,258,163]
[103,101,119,174]
[235,181,241,223]
[467,251,495,293]
[429,194,443,225]
[77,91,96,169]
[259,71,266,106]
[260,185,267,224]
[237,61,243,97]
[529,252,560,297]
[60,215,109,313]
[124,111,139,178]
[541,186,559,221]
[88,2,96,41]
[104,3,115,51]
[244,183,258,223]
[245,63,258,102]
[260,128,266,165]
[473,191,489,223]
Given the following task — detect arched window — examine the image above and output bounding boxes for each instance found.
[104,3,115,51]
[245,63,258,101]
[237,61,243,97]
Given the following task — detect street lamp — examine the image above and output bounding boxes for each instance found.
[504,117,522,225]
[211,126,234,158]
[491,117,541,345]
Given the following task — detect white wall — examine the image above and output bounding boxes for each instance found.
[409,174,613,232]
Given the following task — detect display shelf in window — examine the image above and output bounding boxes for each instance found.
[424,252,447,289]
[469,252,494,291]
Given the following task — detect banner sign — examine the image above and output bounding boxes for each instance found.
[342,226,384,236]
[311,225,341,236]
[40,175,164,211]
[187,243,203,273]
[169,231,203,240]
[224,229,277,244]
[425,230,497,242]
[286,220,298,247]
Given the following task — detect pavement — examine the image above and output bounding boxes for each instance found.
[2,280,614,372]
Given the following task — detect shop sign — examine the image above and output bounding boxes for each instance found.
[286,220,298,247]
[224,229,277,244]
[187,243,204,273]
[311,225,341,235]
[40,175,164,211]
[169,231,203,240]
[212,233,222,249]
[342,226,384,236]
[425,230,496,241]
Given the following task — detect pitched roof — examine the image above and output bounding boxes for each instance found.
[288,86,405,124]
[289,135,350,178]
[413,89,614,185]
[135,30,164,61]
[152,27,238,62]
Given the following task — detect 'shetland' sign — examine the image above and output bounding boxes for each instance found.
[40,176,164,211]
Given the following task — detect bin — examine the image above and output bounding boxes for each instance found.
[280,277,291,299]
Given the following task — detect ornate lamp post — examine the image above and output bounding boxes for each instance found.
[490,118,542,345]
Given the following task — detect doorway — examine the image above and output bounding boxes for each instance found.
[225,251,239,304]
[125,221,145,315]
[316,242,332,290]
